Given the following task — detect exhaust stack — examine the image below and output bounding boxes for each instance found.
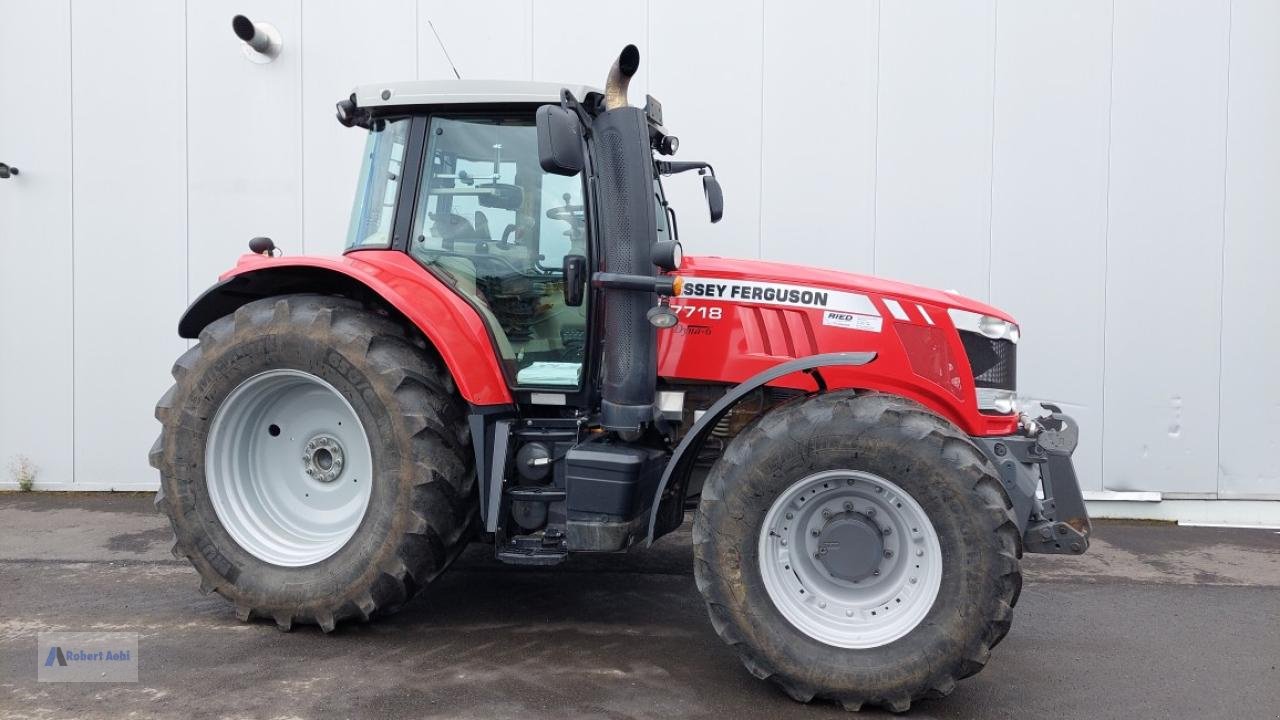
[594,45,661,433]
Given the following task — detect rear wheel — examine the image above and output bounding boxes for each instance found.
[693,392,1021,712]
[150,295,475,631]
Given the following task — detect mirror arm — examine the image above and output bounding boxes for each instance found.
[656,160,714,177]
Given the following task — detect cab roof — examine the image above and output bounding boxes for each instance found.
[351,80,600,109]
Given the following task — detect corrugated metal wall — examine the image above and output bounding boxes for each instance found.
[1,0,1276,508]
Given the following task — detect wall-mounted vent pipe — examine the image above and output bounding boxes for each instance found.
[232,14,282,62]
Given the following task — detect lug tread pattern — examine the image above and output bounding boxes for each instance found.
[150,294,475,633]
[692,392,1023,713]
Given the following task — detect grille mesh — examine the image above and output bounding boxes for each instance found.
[959,331,1016,390]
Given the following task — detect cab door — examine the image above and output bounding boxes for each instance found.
[404,113,591,400]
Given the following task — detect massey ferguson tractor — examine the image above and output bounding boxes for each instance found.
[151,45,1090,712]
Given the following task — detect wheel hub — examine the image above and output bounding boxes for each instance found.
[304,435,345,483]
[816,512,884,582]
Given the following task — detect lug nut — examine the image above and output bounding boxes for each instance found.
[811,530,820,537]
[819,601,827,609]
[847,478,855,486]
[822,509,831,519]
[866,508,876,517]
[875,486,883,493]
[780,539,788,546]
[785,512,794,520]
[910,577,917,584]
[843,502,854,512]
[883,526,892,536]
[846,609,854,617]
[873,570,880,576]
[916,548,924,557]
[884,550,893,558]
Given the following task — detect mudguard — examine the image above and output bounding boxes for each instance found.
[178,250,514,406]
[646,351,876,545]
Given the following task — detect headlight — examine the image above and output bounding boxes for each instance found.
[978,315,1020,343]
[651,240,683,271]
[948,309,1019,344]
[976,388,1018,414]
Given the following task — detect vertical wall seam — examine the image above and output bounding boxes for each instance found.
[871,0,882,275]
[756,0,766,259]
[1215,0,1234,498]
[184,0,190,308]
[985,0,999,303]
[298,0,305,252]
[1099,0,1117,492]
[67,0,76,486]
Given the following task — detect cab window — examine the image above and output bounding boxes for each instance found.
[409,115,588,388]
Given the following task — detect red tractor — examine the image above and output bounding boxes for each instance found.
[152,45,1090,712]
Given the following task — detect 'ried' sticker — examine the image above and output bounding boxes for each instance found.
[822,311,883,333]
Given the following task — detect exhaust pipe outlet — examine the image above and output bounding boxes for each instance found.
[604,44,641,110]
[232,14,282,61]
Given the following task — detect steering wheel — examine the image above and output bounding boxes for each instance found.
[546,204,584,222]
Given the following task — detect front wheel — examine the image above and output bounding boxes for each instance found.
[693,392,1022,712]
[150,295,475,631]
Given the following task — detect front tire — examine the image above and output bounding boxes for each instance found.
[150,295,475,632]
[693,392,1021,712]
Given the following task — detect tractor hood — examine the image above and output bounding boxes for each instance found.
[677,256,1016,324]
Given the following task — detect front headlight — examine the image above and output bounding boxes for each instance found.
[978,315,1020,343]
[975,388,1018,415]
[948,309,1020,344]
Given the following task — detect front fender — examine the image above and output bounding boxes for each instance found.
[179,251,513,406]
[646,352,876,545]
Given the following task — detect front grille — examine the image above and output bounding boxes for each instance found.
[959,331,1016,390]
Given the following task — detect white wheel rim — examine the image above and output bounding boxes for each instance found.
[758,470,943,649]
[205,369,373,567]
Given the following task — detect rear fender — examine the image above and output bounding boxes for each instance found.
[646,352,876,545]
[179,251,513,406]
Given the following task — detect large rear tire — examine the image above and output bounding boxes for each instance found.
[693,392,1021,712]
[149,295,475,632]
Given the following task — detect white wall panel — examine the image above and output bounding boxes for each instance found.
[71,0,187,489]
[648,0,763,259]
[759,0,877,273]
[874,1,996,299]
[989,0,1113,491]
[302,0,417,254]
[0,0,73,489]
[187,0,302,294]
[1217,0,1280,500]
[531,1,647,101]
[417,0,531,81]
[1103,0,1229,494]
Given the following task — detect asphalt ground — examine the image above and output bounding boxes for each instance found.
[1,492,1277,719]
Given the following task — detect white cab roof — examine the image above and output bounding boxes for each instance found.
[352,80,600,109]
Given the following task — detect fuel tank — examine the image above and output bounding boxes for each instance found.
[658,256,1018,437]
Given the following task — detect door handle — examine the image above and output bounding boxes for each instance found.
[0,163,18,179]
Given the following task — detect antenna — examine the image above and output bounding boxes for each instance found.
[427,20,461,79]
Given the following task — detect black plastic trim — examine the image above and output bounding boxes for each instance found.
[645,351,877,545]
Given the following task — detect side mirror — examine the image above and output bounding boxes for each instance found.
[702,174,724,223]
[563,254,587,306]
[536,105,584,176]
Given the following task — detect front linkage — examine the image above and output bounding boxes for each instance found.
[973,405,1091,555]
